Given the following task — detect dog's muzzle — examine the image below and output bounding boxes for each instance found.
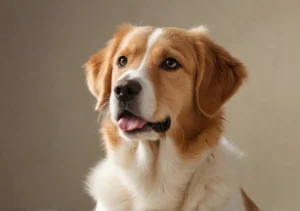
[113,79,171,133]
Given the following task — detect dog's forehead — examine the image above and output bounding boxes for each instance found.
[118,27,156,52]
[117,26,189,53]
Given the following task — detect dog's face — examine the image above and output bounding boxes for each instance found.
[85,24,247,142]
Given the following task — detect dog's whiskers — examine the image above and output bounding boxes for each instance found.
[97,102,109,125]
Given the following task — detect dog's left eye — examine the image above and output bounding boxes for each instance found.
[160,58,180,71]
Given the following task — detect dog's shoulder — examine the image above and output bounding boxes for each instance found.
[180,137,247,211]
[196,138,259,211]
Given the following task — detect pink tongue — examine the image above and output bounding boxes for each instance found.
[118,116,147,131]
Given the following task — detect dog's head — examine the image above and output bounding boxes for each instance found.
[85,24,247,142]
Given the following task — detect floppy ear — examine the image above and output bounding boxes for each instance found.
[84,23,133,110]
[192,29,248,117]
[85,47,112,110]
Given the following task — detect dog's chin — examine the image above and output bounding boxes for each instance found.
[119,129,161,141]
[115,110,171,141]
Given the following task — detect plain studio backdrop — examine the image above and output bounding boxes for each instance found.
[1,0,300,210]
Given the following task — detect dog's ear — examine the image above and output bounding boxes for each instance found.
[84,23,133,110]
[191,27,248,117]
[85,47,111,110]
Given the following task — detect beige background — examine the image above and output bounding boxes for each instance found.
[1,0,299,211]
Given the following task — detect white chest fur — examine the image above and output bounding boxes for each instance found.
[86,137,245,211]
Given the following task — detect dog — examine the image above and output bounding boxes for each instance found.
[84,24,260,211]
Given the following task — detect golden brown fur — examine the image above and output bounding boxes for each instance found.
[86,24,247,157]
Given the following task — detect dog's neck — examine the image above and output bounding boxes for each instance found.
[101,110,225,210]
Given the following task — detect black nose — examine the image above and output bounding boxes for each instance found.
[114,80,142,102]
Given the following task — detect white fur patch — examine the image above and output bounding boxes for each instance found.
[136,28,163,73]
[110,28,163,141]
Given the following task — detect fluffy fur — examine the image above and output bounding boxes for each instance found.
[84,24,259,211]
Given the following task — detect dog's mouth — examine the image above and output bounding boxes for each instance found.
[117,110,171,133]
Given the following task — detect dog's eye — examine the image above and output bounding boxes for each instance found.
[160,58,180,70]
[118,56,127,67]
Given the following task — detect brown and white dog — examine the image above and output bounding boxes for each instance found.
[84,24,260,211]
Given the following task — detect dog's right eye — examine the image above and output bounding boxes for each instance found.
[118,56,127,67]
